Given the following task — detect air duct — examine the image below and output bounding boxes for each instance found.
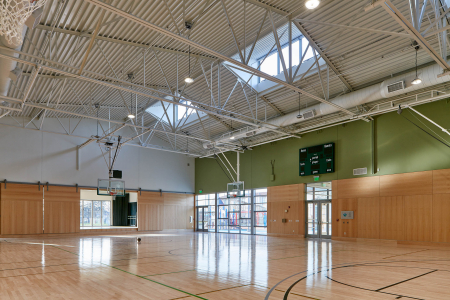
[245,62,450,138]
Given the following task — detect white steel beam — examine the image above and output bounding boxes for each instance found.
[83,0,355,116]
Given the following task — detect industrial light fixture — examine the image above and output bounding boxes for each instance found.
[230,136,235,140]
[128,73,136,119]
[411,44,422,85]
[305,0,320,9]
[297,92,302,119]
[185,45,194,83]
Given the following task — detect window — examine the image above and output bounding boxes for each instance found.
[253,189,267,235]
[258,37,314,83]
[177,100,196,121]
[80,200,111,227]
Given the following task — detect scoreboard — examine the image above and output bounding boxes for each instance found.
[299,143,335,176]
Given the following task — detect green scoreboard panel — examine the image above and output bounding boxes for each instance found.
[299,142,335,176]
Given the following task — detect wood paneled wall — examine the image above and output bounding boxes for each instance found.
[138,192,194,231]
[1,184,43,235]
[44,186,80,234]
[0,183,193,235]
[267,184,305,236]
[333,168,450,244]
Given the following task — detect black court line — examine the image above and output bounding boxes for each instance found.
[375,270,437,291]
[279,261,448,300]
[383,249,430,259]
[325,276,425,300]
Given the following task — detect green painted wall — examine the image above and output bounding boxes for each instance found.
[195,100,450,194]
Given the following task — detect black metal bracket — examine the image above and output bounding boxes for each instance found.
[38,181,40,191]
[139,188,141,196]
[160,189,162,197]
[46,182,49,191]
[3,179,6,189]
[76,184,78,193]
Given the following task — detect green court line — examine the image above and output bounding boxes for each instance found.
[50,245,208,300]
[144,269,196,277]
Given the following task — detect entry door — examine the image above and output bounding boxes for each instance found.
[197,207,208,231]
[306,201,331,238]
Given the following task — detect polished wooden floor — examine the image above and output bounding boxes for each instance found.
[0,232,449,299]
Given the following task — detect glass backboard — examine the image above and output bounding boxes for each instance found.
[97,179,125,196]
[227,182,244,198]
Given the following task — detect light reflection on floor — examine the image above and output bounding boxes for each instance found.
[0,232,449,299]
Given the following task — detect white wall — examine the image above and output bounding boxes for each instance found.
[0,117,195,193]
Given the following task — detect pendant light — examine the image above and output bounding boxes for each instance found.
[185,45,194,83]
[296,93,302,119]
[128,74,135,118]
[305,0,320,9]
[411,45,422,85]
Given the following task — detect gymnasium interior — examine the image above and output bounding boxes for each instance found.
[1,0,450,299]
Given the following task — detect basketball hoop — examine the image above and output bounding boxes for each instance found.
[0,0,47,44]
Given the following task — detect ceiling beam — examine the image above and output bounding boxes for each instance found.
[78,11,105,75]
[292,21,354,92]
[260,95,285,116]
[35,25,215,60]
[381,0,450,71]
[294,18,411,38]
[83,0,355,117]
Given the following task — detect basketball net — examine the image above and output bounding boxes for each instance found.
[0,0,47,44]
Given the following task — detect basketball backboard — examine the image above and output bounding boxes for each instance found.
[227,181,244,198]
[97,179,125,196]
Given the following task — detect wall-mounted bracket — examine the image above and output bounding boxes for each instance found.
[76,183,78,193]
[3,179,6,189]
[38,181,41,191]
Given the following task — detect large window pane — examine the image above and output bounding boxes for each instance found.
[302,37,314,61]
[102,201,111,226]
[260,52,278,81]
[93,201,102,227]
[255,212,267,227]
[281,40,300,69]
[218,206,228,218]
[83,201,92,226]
[241,205,251,218]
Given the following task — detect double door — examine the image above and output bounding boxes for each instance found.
[306,201,331,238]
[197,207,209,231]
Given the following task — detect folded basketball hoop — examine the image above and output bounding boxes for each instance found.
[0,0,47,44]
[227,182,244,198]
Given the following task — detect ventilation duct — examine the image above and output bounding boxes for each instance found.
[387,81,405,93]
[243,61,450,139]
[302,110,315,119]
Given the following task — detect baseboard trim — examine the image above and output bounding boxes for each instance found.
[331,237,450,247]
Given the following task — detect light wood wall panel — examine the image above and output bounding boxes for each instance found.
[357,197,379,239]
[336,177,380,199]
[331,181,338,199]
[138,191,164,231]
[186,195,194,230]
[403,195,432,242]
[379,196,404,240]
[432,194,450,243]
[1,184,43,235]
[268,184,300,202]
[44,186,80,234]
[336,198,358,238]
[267,184,303,235]
[380,171,432,197]
[433,169,450,194]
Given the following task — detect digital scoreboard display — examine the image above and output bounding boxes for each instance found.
[299,142,335,176]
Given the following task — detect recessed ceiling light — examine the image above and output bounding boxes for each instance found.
[184,77,194,83]
[305,0,320,9]
[128,114,135,119]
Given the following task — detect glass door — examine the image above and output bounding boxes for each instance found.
[197,207,208,231]
[306,201,331,238]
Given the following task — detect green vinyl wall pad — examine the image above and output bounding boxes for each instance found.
[195,99,450,194]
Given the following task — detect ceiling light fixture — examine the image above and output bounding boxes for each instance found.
[297,92,302,119]
[185,45,194,83]
[305,0,320,9]
[230,136,235,140]
[128,114,135,119]
[412,44,422,85]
